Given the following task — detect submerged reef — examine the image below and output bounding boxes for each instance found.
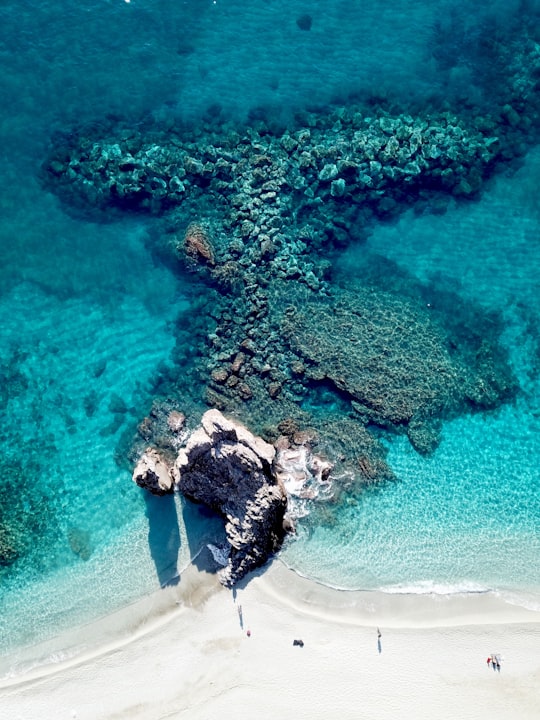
[282,284,515,454]
[42,98,523,469]
[44,106,501,233]
[0,456,51,568]
[0,351,63,572]
[40,18,539,580]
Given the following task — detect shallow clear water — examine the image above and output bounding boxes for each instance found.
[282,406,540,599]
[0,0,539,671]
[281,146,540,601]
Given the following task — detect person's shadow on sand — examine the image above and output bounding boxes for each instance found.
[237,603,244,629]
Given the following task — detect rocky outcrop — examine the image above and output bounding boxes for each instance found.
[133,409,289,586]
[172,409,287,586]
[133,447,174,495]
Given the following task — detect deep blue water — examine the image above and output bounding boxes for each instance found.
[0,0,539,672]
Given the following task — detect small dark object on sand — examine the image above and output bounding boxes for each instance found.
[296,14,312,31]
[293,639,304,647]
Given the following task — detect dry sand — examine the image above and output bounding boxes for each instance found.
[1,561,539,720]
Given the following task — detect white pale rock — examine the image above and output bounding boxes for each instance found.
[132,448,173,494]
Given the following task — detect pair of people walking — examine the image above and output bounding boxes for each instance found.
[487,654,501,670]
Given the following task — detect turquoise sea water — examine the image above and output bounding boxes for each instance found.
[281,147,540,599]
[0,0,539,671]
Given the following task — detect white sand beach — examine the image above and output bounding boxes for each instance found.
[1,561,539,720]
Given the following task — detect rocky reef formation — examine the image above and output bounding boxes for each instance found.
[45,16,536,530]
[282,284,515,454]
[182,263,515,460]
[44,106,501,217]
[43,106,503,307]
[133,409,290,586]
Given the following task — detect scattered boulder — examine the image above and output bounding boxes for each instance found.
[182,222,215,266]
[133,447,174,495]
[296,14,312,31]
[167,410,186,433]
[133,399,188,459]
[274,443,332,500]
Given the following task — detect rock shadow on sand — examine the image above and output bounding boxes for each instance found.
[143,491,181,587]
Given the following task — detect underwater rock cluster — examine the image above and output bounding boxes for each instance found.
[45,106,501,216]
[43,99,518,333]
[44,106,503,286]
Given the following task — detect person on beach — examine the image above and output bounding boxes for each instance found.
[487,656,492,667]
[377,628,382,639]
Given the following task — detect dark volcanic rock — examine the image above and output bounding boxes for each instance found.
[172,409,287,586]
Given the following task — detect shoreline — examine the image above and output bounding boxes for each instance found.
[261,561,540,627]
[0,562,222,684]
[1,560,539,719]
